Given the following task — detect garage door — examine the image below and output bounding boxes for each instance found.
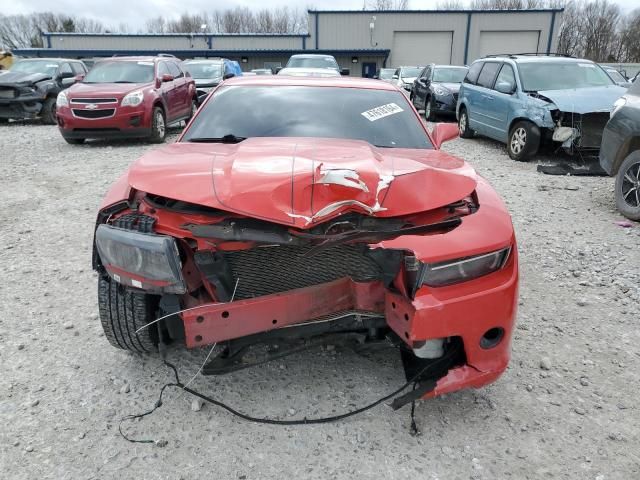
[391,31,453,66]
[478,30,541,58]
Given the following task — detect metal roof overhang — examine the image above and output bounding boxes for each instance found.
[12,48,391,58]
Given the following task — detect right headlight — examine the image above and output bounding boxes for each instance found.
[419,247,511,287]
[56,90,68,108]
[610,97,626,118]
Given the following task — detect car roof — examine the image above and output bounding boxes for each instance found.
[223,75,400,91]
[184,59,223,64]
[95,56,171,63]
[16,58,79,63]
[289,54,335,58]
[480,55,595,64]
[433,65,467,69]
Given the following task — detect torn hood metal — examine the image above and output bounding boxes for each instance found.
[535,85,626,114]
[128,137,477,228]
[0,71,51,86]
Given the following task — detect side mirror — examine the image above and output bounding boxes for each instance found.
[392,74,398,80]
[275,67,282,74]
[431,122,459,149]
[340,68,350,76]
[59,71,75,79]
[161,74,174,83]
[74,74,85,82]
[495,81,514,94]
[418,78,427,85]
[222,73,235,80]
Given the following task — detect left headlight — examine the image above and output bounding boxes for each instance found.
[121,90,144,107]
[56,90,69,108]
[419,247,511,287]
[433,86,449,96]
[95,225,186,294]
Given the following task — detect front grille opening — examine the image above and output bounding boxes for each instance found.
[222,244,383,300]
[72,108,115,119]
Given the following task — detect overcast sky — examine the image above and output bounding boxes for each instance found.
[4,0,638,30]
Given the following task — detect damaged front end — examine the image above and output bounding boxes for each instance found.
[549,110,610,154]
[0,73,52,120]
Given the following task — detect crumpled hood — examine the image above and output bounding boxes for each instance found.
[535,85,626,114]
[67,82,148,98]
[128,137,477,228]
[0,71,51,86]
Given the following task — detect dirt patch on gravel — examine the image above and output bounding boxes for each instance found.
[1,123,638,479]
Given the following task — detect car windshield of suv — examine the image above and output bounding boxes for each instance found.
[10,60,60,76]
[83,61,155,84]
[286,57,339,70]
[183,85,432,149]
[184,63,223,79]
[400,67,422,78]
[605,69,626,83]
[379,69,395,79]
[518,61,614,91]
[433,67,468,83]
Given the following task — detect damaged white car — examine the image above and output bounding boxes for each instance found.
[456,54,626,161]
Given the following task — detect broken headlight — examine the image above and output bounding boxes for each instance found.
[95,224,186,293]
[419,247,511,287]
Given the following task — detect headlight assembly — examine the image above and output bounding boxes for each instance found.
[56,90,69,108]
[121,90,144,107]
[95,224,186,293]
[419,247,511,287]
[433,86,449,96]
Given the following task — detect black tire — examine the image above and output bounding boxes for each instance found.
[64,137,85,145]
[0,118,9,124]
[41,97,57,125]
[458,107,474,139]
[187,97,198,122]
[149,106,166,143]
[98,276,158,353]
[614,151,640,221]
[507,121,540,161]
[425,97,436,122]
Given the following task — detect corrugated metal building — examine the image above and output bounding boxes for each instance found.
[13,8,562,76]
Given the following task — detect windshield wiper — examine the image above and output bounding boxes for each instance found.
[187,134,247,144]
[113,81,135,83]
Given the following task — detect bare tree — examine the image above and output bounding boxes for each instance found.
[363,0,409,10]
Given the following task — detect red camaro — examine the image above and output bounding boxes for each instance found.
[93,76,518,403]
[56,56,197,144]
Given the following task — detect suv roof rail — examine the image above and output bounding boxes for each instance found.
[483,52,575,59]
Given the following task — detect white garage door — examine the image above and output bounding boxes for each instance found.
[478,30,541,58]
[391,31,453,66]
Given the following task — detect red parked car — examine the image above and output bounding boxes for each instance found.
[56,56,197,144]
[93,76,518,403]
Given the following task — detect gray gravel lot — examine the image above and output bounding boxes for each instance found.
[1,122,639,479]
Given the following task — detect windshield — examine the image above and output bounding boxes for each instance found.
[11,60,59,76]
[379,69,395,79]
[606,69,626,83]
[183,86,432,149]
[518,61,614,91]
[84,61,155,84]
[184,62,223,80]
[286,56,339,70]
[433,67,468,83]
[400,67,422,79]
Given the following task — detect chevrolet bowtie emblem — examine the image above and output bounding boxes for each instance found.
[85,103,98,110]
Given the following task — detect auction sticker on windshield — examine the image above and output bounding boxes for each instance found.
[361,103,404,122]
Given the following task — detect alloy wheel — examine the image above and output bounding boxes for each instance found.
[510,127,527,155]
[155,111,165,137]
[459,113,467,134]
[622,161,640,208]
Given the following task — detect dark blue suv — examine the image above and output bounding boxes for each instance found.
[456,55,626,161]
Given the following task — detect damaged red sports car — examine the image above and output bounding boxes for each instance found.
[93,75,518,403]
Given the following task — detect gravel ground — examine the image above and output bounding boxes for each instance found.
[1,121,639,479]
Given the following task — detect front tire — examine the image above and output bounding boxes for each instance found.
[425,97,436,122]
[507,121,540,161]
[149,106,166,144]
[458,107,474,138]
[98,276,158,353]
[615,151,640,221]
[41,97,57,125]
